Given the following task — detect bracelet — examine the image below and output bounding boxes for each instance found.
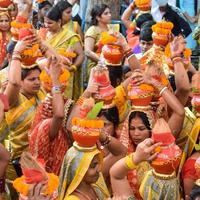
[13,50,22,55]
[124,48,132,57]
[40,46,48,54]
[71,64,77,72]
[100,135,111,146]
[159,86,168,96]
[11,57,22,62]
[172,57,183,64]
[52,85,61,94]
[127,53,135,60]
[125,153,137,170]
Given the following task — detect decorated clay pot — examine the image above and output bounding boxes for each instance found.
[152,33,169,47]
[102,45,123,65]
[128,83,154,106]
[72,118,104,147]
[192,94,200,113]
[151,144,182,174]
[0,0,12,7]
[72,128,100,147]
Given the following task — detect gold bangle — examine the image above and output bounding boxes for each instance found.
[125,153,137,170]
[71,65,77,72]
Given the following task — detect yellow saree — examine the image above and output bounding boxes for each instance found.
[58,144,110,200]
[45,27,82,100]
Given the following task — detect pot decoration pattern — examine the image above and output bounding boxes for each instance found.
[151,21,173,47]
[92,63,116,104]
[127,81,154,106]
[151,118,182,174]
[100,32,123,66]
[0,0,12,8]
[72,98,104,147]
[135,0,151,11]
[18,28,42,67]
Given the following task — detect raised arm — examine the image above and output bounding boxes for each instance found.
[121,2,135,29]
[171,36,190,106]
[49,56,64,141]
[4,36,36,106]
[72,41,84,68]
[110,138,160,198]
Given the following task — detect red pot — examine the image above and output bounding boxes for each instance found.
[0,0,12,7]
[72,128,99,147]
[152,33,169,47]
[102,45,123,65]
[151,144,182,174]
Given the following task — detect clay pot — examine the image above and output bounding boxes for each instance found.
[102,44,123,65]
[72,128,100,147]
[152,33,169,47]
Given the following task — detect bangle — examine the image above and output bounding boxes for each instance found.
[13,50,21,55]
[100,135,111,150]
[40,46,48,54]
[159,86,168,96]
[52,85,61,94]
[71,65,77,72]
[130,3,135,10]
[125,153,137,170]
[127,53,135,60]
[11,56,22,62]
[172,57,183,65]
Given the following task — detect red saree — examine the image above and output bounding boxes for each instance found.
[29,103,69,175]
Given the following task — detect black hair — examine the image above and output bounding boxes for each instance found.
[98,106,119,126]
[21,66,41,80]
[190,184,200,200]
[129,111,151,131]
[108,65,123,87]
[135,13,153,30]
[56,0,72,13]
[38,0,52,10]
[90,4,109,26]
[139,20,155,42]
[45,5,62,22]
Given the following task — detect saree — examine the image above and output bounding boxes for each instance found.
[0,12,11,68]
[5,90,45,160]
[139,170,180,200]
[39,27,82,100]
[85,24,119,80]
[119,108,156,200]
[29,99,74,175]
[58,144,110,200]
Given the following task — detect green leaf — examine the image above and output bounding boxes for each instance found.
[87,101,104,119]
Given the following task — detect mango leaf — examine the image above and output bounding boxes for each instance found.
[87,101,104,119]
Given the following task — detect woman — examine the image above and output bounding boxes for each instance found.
[56,0,84,41]
[40,5,84,100]
[4,36,45,182]
[84,4,122,85]
[118,64,185,198]
[0,11,11,69]
[58,136,159,199]
[29,56,73,175]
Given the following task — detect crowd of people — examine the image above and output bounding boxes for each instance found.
[0,0,199,199]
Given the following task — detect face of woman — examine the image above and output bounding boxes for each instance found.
[21,69,41,95]
[0,15,10,32]
[44,17,60,32]
[83,155,100,184]
[62,7,72,23]
[99,115,115,136]
[129,116,151,145]
[97,8,111,25]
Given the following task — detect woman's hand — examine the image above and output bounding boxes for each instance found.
[28,183,51,200]
[133,138,161,165]
[14,35,37,54]
[170,36,186,58]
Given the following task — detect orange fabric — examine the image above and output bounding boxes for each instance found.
[29,103,69,175]
[152,132,175,145]
[182,158,198,180]
[0,32,10,67]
